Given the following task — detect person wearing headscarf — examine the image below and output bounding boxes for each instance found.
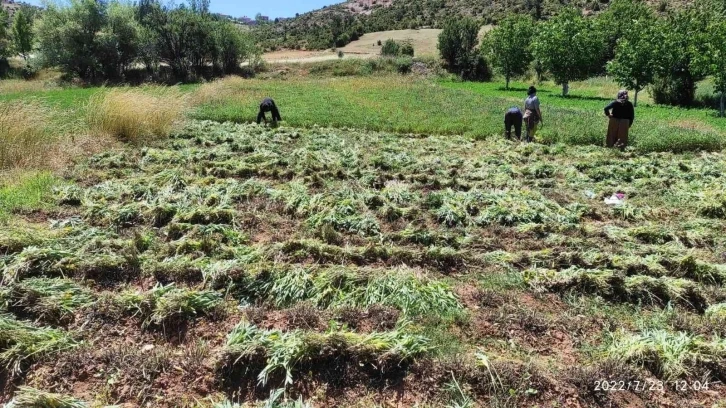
[504,106,523,140]
[604,90,635,149]
[257,98,282,125]
[523,86,542,142]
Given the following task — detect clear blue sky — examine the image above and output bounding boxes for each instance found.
[22,0,340,18]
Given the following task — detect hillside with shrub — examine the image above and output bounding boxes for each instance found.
[253,0,670,51]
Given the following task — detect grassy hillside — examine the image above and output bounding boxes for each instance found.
[255,0,607,50]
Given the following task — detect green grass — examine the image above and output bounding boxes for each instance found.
[3,70,724,154]
[605,329,726,381]
[190,75,726,153]
[0,173,61,223]
[0,314,80,375]
[7,386,88,408]
[224,321,430,386]
[2,71,726,405]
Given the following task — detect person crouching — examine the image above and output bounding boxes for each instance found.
[257,98,282,126]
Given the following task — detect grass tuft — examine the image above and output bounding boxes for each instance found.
[0,314,80,375]
[8,386,88,408]
[2,278,95,323]
[224,321,430,386]
[606,329,726,381]
[87,87,187,143]
[116,283,222,327]
[0,102,55,170]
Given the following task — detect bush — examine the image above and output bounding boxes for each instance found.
[395,57,414,74]
[652,74,697,107]
[400,42,415,57]
[381,39,401,57]
[87,87,187,143]
[464,52,492,82]
[0,102,54,170]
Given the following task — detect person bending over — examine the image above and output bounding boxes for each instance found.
[504,107,523,140]
[257,98,282,125]
[604,90,634,149]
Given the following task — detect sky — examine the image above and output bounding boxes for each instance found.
[20,0,341,18]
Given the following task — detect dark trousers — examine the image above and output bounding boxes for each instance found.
[505,110,523,140]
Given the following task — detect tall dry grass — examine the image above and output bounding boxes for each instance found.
[191,76,248,106]
[87,87,188,143]
[0,102,56,170]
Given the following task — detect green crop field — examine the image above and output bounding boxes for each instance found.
[2,112,726,406]
[193,75,726,153]
[1,69,726,407]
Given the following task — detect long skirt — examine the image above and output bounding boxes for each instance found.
[523,109,539,141]
[606,118,630,148]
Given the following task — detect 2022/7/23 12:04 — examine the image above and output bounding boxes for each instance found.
[594,381,711,392]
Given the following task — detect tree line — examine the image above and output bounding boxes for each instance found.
[474,0,726,115]
[0,0,258,83]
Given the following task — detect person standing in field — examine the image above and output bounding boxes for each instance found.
[257,98,282,126]
[504,106,523,140]
[604,90,634,149]
[523,86,542,142]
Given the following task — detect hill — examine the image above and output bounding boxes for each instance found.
[254,0,598,51]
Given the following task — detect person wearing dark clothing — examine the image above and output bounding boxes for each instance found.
[257,98,282,125]
[504,107,523,140]
[604,90,635,148]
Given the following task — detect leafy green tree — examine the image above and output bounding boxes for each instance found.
[483,15,535,89]
[213,21,254,75]
[103,2,142,78]
[532,8,604,96]
[189,0,210,14]
[693,17,726,116]
[11,8,35,65]
[650,3,713,106]
[607,19,665,106]
[595,0,654,65]
[36,0,107,81]
[36,0,143,81]
[141,6,200,80]
[438,17,482,79]
[0,7,10,61]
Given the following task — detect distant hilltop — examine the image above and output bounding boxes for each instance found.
[1,0,39,18]
[1,0,22,18]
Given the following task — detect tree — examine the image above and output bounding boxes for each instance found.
[532,8,604,96]
[11,8,35,65]
[483,15,535,89]
[102,2,142,79]
[651,1,713,106]
[607,19,665,106]
[142,6,205,80]
[693,17,726,116]
[595,0,653,66]
[36,0,108,81]
[0,7,9,62]
[438,17,482,79]
[213,21,254,75]
[189,0,210,14]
